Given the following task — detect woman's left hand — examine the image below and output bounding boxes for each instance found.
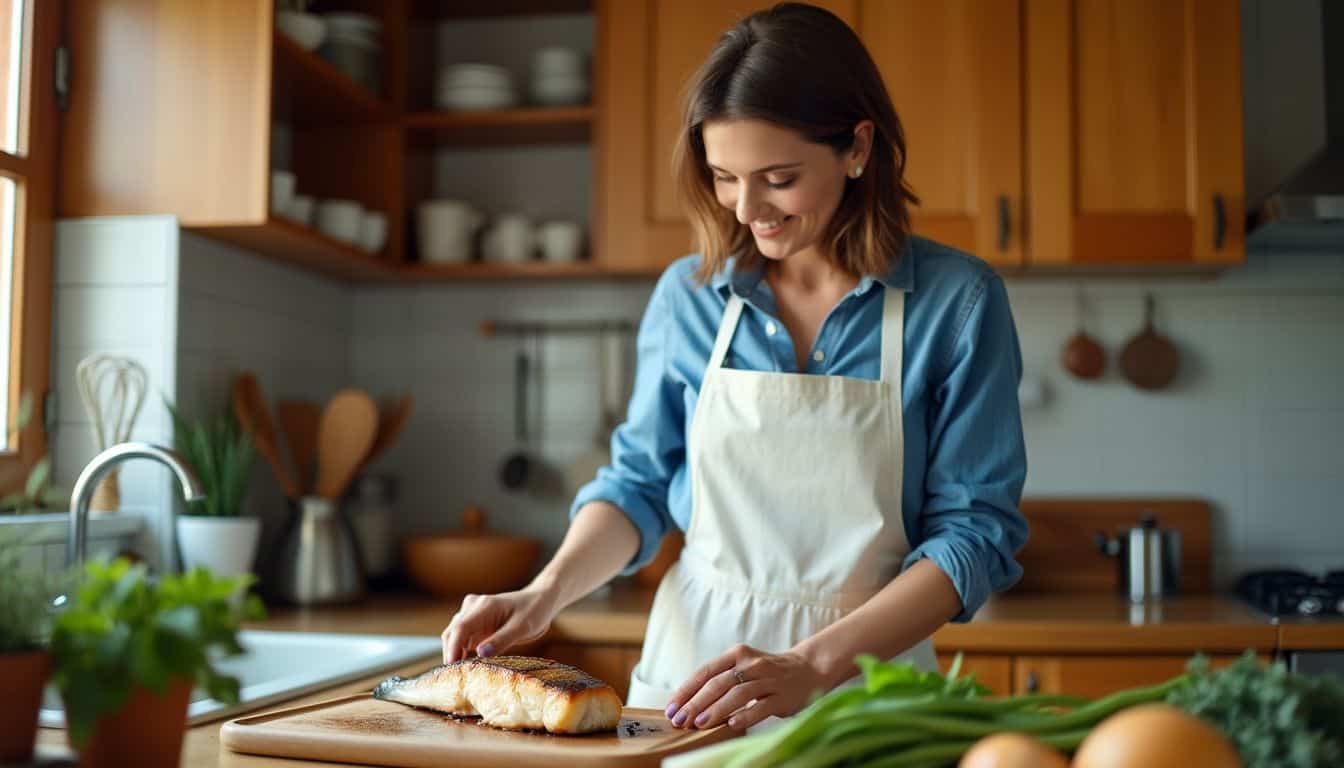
[665,643,828,731]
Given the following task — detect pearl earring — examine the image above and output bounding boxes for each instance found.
[850,165,864,179]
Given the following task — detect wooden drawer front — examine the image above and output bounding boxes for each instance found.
[544,643,641,702]
[1013,654,1248,698]
[937,653,1014,697]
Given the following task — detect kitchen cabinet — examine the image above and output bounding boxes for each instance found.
[602,0,1243,273]
[62,0,1243,280]
[863,1,1024,268]
[61,0,404,281]
[1026,0,1245,267]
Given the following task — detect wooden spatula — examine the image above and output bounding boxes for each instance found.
[314,389,378,501]
[276,400,321,494]
[232,373,299,499]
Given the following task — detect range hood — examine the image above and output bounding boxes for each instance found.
[1245,0,1344,250]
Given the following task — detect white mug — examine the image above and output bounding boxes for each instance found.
[537,220,583,262]
[359,211,387,253]
[482,214,535,263]
[287,195,315,226]
[418,199,484,263]
[315,199,363,244]
[271,170,296,215]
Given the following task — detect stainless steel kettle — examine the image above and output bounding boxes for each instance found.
[269,495,366,605]
[1095,514,1182,602]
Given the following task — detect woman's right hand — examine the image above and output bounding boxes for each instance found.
[441,587,559,663]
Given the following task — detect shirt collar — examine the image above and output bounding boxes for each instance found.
[710,238,916,298]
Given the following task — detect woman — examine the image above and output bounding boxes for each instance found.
[441,2,1028,733]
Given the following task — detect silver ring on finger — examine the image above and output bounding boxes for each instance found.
[732,668,746,686]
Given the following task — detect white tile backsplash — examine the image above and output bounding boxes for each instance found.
[54,215,176,286]
[53,214,1344,588]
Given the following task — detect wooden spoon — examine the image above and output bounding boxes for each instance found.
[232,373,299,498]
[359,394,413,474]
[1119,294,1180,390]
[276,400,321,494]
[314,388,379,501]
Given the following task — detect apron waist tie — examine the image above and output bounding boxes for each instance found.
[676,546,885,613]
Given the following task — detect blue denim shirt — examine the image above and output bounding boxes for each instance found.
[571,235,1028,622]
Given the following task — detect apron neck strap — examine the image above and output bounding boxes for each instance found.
[880,288,904,382]
[710,289,903,379]
[708,294,745,369]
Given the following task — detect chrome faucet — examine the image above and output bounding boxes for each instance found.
[65,442,206,572]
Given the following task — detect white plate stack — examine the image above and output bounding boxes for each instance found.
[320,13,382,92]
[436,64,516,111]
[530,47,588,106]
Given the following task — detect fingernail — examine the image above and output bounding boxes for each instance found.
[694,712,709,728]
[478,643,496,657]
[664,702,679,719]
[671,708,687,727]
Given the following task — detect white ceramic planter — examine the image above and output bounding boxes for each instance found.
[176,516,261,579]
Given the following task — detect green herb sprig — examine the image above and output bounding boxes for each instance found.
[1167,651,1344,768]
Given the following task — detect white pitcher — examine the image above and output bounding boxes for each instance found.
[419,200,484,263]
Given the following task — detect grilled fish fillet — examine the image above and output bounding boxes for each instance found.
[373,656,622,734]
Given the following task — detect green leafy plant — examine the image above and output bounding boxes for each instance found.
[0,392,70,514]
[1167,651,1344,768]
[167,399,254,517]
[50,558,265,747]
[0,536,57,652]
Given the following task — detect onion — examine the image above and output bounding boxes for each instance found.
[958,732,1069,768]
[1072,703,1242,768]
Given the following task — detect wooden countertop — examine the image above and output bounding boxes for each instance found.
[34,582,1341,767]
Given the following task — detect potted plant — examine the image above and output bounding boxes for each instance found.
[50,558,264,768]
[168,400,259,578]
[0,537,56,763]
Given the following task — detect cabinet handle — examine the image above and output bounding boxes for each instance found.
[1213,194,1226,250]
[997,196,1011,251]
[1025,671,1040,693]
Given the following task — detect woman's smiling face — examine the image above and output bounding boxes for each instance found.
[702,118,866,263]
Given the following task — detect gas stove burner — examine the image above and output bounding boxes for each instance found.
[1237,569,1344,618]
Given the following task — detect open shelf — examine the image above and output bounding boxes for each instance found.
[405,106,593,145]
[272,32,391,125]
[190,217,399,282]
[397,259,655,281]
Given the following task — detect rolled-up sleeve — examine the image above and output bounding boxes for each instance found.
[903,273,1029,622]
[570,269,685,574]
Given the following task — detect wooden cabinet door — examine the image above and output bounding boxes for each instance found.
[544,642,642,702]
[862,1,1024,267]
[1026,0,1244,266]
[61,0,272,224]
[598,0,856,271]
[1013,654,1244,698]
[937,653,1014,697]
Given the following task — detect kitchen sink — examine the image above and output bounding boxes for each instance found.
[39,629,441,727]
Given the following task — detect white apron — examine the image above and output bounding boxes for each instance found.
[627,286,938,712]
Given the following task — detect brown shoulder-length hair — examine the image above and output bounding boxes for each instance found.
[673,2,918,284]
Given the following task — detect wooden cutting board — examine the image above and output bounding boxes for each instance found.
[221,695,736,767]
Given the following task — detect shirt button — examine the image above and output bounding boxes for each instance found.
[813,350,825,362]
[765,321,777,336]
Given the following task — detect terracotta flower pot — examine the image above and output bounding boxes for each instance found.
[0,649,51,763]
[71,677,193,768]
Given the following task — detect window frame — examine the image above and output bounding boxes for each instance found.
[0,0,60,494]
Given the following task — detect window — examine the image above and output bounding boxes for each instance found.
[0,0,58,492]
